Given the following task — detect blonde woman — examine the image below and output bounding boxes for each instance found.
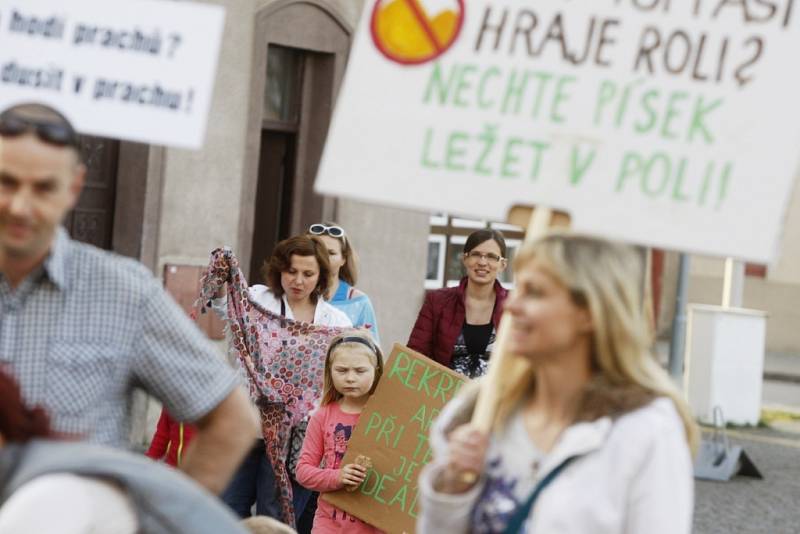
[417,233,698,534]
[307,223,380,343]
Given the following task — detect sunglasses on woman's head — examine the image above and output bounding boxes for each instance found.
[0,112,80,151]
[308,224,345,238]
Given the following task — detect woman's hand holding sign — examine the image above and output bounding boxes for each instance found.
[435,423,489,494]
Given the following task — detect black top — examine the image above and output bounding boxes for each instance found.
[463,322,493,356]
[449,322,495,378]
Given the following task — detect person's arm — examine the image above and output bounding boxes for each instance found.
[179,386,259,494]
[428,423,488,495]
[623,404,694,534]
[418,463,485,534]
[407,291,436,357]
[145,409,172,461]
[295,410,344,492]
[357,295,381,345]
[417,399,488,534]
[132,283,259,494]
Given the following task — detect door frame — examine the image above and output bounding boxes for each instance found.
[112,143,165,271]
[238,0,354,276]
[65,139,163,272]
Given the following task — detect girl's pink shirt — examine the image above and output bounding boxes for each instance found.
[296,401,381,534]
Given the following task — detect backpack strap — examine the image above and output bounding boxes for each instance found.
[502,455,580,534]
[279,298,287,335]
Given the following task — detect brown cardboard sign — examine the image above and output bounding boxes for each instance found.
[322,344,469,534]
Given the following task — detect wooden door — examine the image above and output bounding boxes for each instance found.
[64,135,120,250]
[249,130,296,284]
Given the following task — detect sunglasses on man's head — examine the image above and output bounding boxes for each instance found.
[0,113,80,150]
[308,224,345,238]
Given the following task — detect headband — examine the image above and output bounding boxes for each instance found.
[329,336,379,358]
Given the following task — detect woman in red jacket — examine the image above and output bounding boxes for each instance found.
[408,229,508,378]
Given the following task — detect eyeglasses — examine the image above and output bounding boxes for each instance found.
[465,251,504,264]
[308,224,345,238]
[0,112,80,151]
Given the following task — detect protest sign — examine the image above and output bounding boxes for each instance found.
[315,0,800,263]
[0,0,225,149]
[323,344,468,534]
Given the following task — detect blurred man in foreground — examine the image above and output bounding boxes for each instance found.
[0,102,258,493]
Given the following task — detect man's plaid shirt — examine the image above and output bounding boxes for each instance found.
[0,228,237,447]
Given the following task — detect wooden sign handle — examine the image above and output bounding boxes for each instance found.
[471,206,555,432]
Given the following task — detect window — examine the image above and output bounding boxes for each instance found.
[445,234,466,287]
[263,45,303,124]
[425,234,446,289]
[426,214,524,289]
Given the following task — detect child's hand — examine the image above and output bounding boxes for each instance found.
[339,463,367,489]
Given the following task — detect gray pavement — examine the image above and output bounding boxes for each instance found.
[693,425,800,534]
[763,352,800,384]
[651,340,800,532]
[763,380,800,412]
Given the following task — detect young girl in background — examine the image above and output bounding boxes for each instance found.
[296,332,384,534]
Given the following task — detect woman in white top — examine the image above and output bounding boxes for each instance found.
[236,235,350,327]
[213,235,351,523]
[417,232,698,534]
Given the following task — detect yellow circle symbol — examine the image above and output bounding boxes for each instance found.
[371,0,465,65]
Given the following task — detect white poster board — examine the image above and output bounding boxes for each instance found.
[0,0,225,149]
[316,0,800,263]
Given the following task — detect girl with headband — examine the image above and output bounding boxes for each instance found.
[296,331,384,533]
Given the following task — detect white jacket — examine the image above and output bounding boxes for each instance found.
[417,395,694,534]
[211,284,352,328]
[244,285,351,327]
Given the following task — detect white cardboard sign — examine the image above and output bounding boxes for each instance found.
[315,0,800,263]
[0,0,225,149]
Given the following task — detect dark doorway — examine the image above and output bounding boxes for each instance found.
[248,44,340,282]
[249,129,297,283]
[65,135,120,249]
[243,5,353,280]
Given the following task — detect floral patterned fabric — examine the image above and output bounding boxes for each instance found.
[196,248,349,526]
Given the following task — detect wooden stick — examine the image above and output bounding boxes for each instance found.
[471,206,554,432]
[642,248,655,339]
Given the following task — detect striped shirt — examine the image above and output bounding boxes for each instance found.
[0,228,238,447]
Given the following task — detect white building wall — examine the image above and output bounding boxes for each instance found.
[659,173,800,353]
[158,0,256,269]
[155,0,428,351]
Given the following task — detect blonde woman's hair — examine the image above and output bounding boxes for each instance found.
[310,221,359,286]
[492,232,699,451]
[320,330,384,406]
